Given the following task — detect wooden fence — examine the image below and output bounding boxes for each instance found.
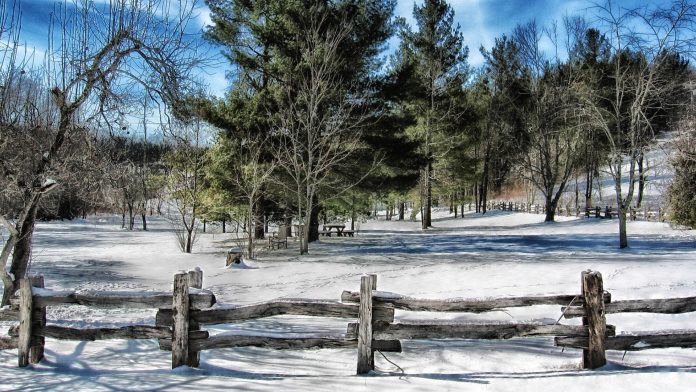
[2,269,696,373]
[0,269,216,367]
[492,201,667,222]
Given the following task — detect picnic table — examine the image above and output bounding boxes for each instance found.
[323,224,345,236]
[319,224,355,237]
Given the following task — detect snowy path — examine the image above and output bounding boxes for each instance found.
[1,211,696,391]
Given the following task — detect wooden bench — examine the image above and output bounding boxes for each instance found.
[342,230,355,237]
[268,234,287,250]
[318,230,332,237]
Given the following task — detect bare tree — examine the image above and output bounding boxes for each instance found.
[214,133,275,258]
[514,19,588,222]
[1,0,204,305]
[581,0,695,248]
[273,16,365,255]
[164,118,208,253]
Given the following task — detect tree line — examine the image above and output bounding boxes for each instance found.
[2,0,696,306]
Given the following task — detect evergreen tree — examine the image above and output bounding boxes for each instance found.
[203,0,400,253]
[478,35,528,211]
[669,125,696,228]
[571,27,612,208]
[397,0,468,229]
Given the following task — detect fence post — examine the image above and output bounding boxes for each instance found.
[357,274,376,375]
[17,279,33,367]
[187,268,203,368]
[582,270,606,369]
[172,271,190,369]
[29,275,45,364]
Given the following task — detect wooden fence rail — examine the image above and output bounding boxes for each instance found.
[155,299,395,326]
[2,269,696,374]
[562,296,696,317]
[341,291,611,312]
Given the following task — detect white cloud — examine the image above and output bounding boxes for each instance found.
[195,6,214,29]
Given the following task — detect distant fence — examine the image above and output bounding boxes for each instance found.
[2,269,696,373]
[491,201,667,222]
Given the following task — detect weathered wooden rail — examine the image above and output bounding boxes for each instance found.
[2,269,695,374]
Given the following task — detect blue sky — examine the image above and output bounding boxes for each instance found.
[12,0,663,98]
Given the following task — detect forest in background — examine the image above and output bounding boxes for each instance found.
[2,0,696,305]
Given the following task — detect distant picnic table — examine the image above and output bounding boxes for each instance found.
[320,224,354,237]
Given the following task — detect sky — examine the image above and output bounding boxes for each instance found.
[10,0,667,98]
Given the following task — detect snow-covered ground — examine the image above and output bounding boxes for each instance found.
[1,209,696,391]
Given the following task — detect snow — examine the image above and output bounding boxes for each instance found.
[1,210,696,391]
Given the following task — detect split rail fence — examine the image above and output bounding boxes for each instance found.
[1,269,696,373]
[492,201,667,222]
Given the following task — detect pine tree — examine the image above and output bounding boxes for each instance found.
[397,0,468,229]
[204,0,400,253]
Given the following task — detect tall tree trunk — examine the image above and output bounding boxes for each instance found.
[284,214,292,237]
[544,194,557,222]
[351,195,357,230]
[141,213,147,231]
[309,197,320,243]
[618,203,628,249]
[421,163,432,229]
[298,189,307,255]
[0,220,18,307]
[127,203,135,230]
[254,193,265,240]
[426,161,432,227]
[585,168,593,207]
[247,207,254,259]
[398,202,405,220]
[7,200,41,305]
[186,228,193,253]
[636,152,645,209]
[301,221,309,254]
[479,146,491,214]
[574,176,579,215]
